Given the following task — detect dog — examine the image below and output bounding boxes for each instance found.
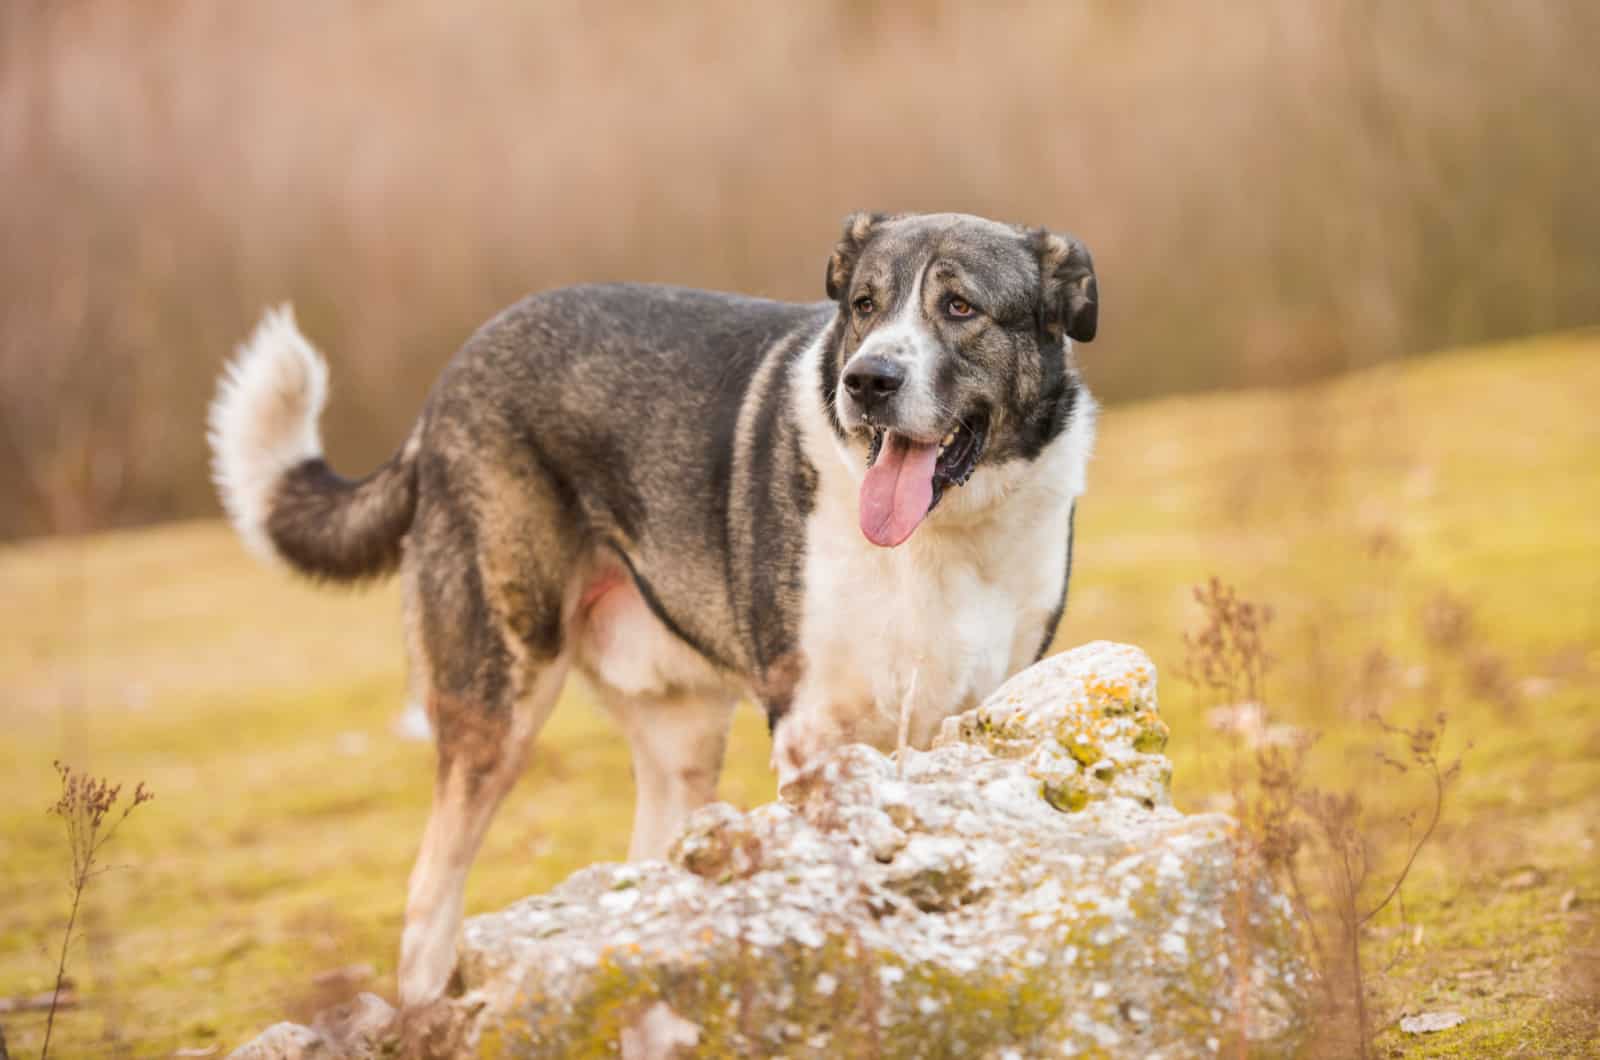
[208,211,1099,1005]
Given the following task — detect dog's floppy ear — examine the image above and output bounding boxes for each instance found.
[1031,230,1099,342]
[825,211,889,302]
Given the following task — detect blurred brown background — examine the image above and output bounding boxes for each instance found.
[3,0,1597,540]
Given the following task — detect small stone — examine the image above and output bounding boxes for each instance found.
[1518,676,1558,699]
[619,1000,699,1060]
[226,1022,328,1060]
[1559,888,1579,912]
[309,963,374,989]
[1399,1011,1467,1034]
[309,992,395,1053]
[392,700,433,742]
[1503,867,1545,890]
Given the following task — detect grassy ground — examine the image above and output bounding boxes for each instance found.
[2,334,1596,1056]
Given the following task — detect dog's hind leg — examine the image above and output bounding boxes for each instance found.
[397,661,566,1006]
[601,692,738,861]
[396,445,580,1007]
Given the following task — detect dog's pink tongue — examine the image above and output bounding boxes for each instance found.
[859,432,939,547]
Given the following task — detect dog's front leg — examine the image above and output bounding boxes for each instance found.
[601,691,737,861]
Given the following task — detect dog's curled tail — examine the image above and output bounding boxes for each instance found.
[208,305,418,582]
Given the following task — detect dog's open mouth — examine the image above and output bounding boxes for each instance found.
[859,411,989,548]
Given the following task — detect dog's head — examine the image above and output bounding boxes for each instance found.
[821,211,1097,547]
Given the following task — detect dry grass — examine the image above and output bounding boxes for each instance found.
[3,0,1599,537]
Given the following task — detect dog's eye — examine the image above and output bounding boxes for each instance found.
[946,296,976,319]
[852,295,876,316]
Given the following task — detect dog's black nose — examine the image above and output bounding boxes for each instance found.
[842,355,906,411]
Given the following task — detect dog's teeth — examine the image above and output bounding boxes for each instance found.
[943,429,957,446]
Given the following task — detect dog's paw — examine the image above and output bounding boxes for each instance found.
[770,707,849,790]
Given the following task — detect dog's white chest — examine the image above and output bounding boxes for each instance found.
[791,478,1073,752]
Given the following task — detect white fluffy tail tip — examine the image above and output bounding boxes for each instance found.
[207,303,331,564]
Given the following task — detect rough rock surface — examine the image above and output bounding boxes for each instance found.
[231,642,1310,1058]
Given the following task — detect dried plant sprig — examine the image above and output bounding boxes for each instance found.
[1179,577,1466,1060]
[1182,576,1275,708]
[41,762,154,1060]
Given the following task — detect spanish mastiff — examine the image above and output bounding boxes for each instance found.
[208,211,1099,1004]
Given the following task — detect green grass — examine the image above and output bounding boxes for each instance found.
[2,334,1597,1056]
